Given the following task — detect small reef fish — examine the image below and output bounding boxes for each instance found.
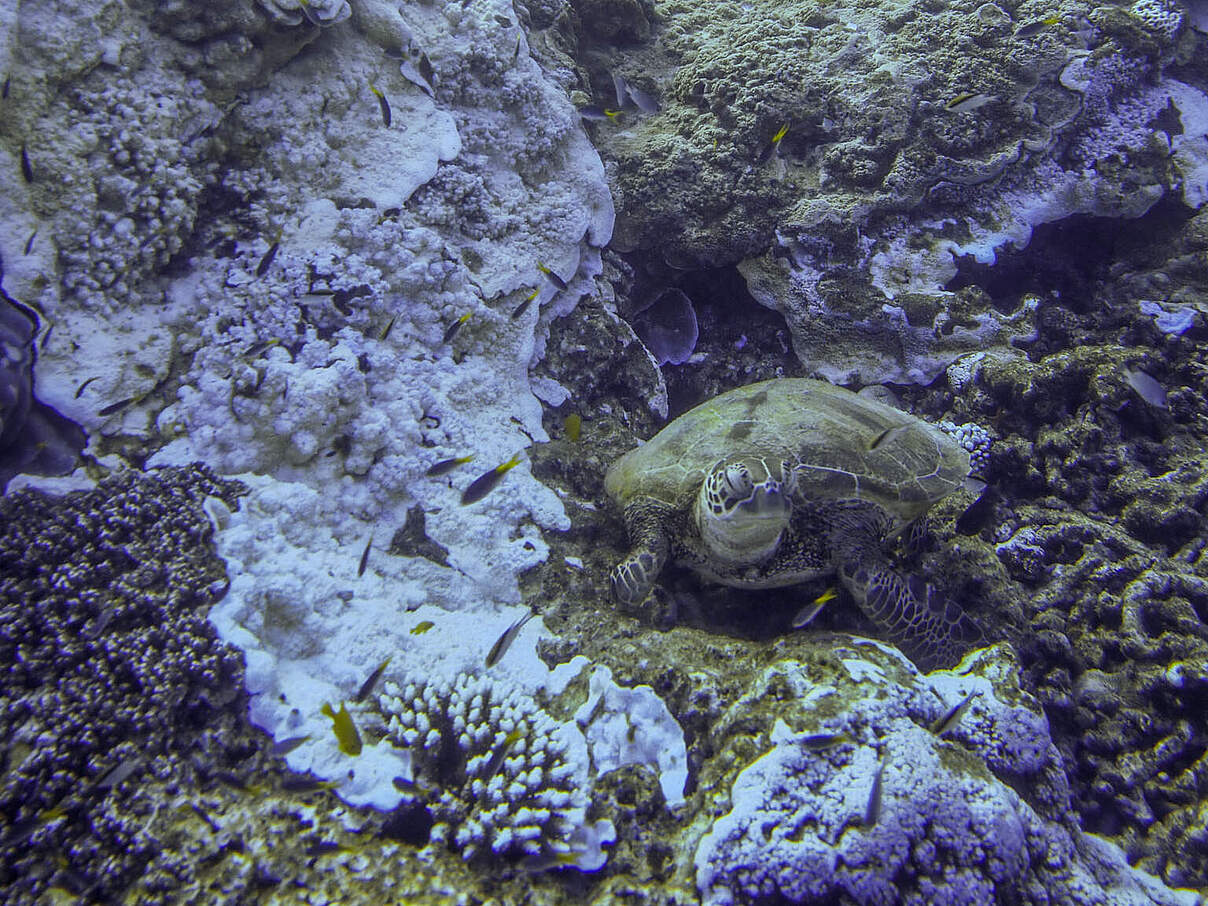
[256,234,281,277]
[1123,366,1167,408]
[271,735,311,756]
[481,727,524,778]
[378,315,397,341]
[945,92,995,114]
[280,775,341,793]
[426,455,474,477]
[1014,14,1061,37]
[74,376,100,399]
[536,262,568,289]
[869,423,911,451]
[1,75,9,99]
[19,144,32,182]
[756,123,789,165]
[442,312,471,344]
[369,83,392,127]
[97,396,136,418]
[240,338,280,360]
[801,731,853,751]
[214,770,265,795]
[410,620,435,635]
[320,702,363,756]
[357,532,374,578]
[95,755,145,792]
[305,840,355,857]
[578,105,622,122]
[23,229,36,255]
[354,656,392,702]
[485,610,535,668]
[564,413,582,442]
[494,14,514,27]
[792,587,837,628]
[931,690,980,736]
[511,287,540,320]
[400,51,435,98]
[612,72,661,114]
[863,758,885,827]
[461,453,523,505]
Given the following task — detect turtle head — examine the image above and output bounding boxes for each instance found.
[694,459,792,567]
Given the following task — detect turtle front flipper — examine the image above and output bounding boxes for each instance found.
[611,497,673,605]
[832,531,984,670]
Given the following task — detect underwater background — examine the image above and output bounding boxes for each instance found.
[2,0,1208,903]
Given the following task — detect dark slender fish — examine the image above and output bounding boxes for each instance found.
[485,611,534,668]
[256,239,280,277]
[97,396,136,417]
[536,262,567,289]
[357,532,374,577]
[19,144,32,182]
[95,755,145,791]
[442,312,470,344]
[379,315,397,341]
[1,75,10,99]
[369,84,392,127]
[271,735,311,756]
[426,455,473,477]
[868,424,910,451]
[511,287,540,319]
[281,775,339,793]
[23,229,36,254]
[801,732,852,751]
[354,657,392,702]
[930,690,979,736]
[461,454,522,505]
[74,376,100,399]
[863,759,885,826]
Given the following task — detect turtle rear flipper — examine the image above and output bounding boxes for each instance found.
[836,554,984,671]
[611,498,672,605]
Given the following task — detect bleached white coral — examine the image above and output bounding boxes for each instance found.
[377,672,612,869]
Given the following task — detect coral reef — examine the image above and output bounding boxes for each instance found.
[572,0,1202,383]
[0,466,247,904]
[3,0,1208,898]
[691,644,1185,906]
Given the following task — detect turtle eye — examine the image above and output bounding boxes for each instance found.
[721,464,754,503]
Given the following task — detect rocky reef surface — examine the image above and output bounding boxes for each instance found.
[1,0,1207,903]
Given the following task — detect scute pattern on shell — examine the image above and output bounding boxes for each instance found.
[605,378,970,535]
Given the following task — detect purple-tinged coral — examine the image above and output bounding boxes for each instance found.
[0,467,247,905]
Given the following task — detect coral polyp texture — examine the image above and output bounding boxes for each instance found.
[376,671,612,868]
[691,644,1188,906]
[0,467,248,904]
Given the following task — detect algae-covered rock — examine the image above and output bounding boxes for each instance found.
[690,644,1188,906]
[582,0,1198,383]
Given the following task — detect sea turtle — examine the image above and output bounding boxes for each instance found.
[604,377,984,669]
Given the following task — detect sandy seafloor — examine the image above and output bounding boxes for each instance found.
[3,0,1208,903]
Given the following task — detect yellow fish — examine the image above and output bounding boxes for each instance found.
[320,702,363,756]
[564,413,582,442]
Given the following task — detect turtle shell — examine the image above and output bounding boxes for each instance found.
[604,378,970,532]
